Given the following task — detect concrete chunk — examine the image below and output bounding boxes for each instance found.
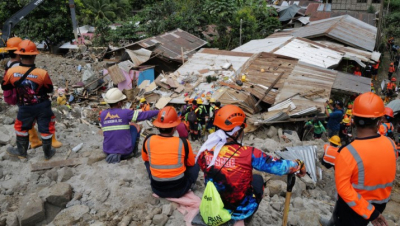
[152,214,168,226]
[19,194,45,226]
[46,183,73,207]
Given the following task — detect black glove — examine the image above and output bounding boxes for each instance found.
[106,154,121,164]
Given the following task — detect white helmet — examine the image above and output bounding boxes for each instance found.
[104,88,126,104]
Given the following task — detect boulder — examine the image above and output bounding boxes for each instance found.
[6,212,18,226]
[45,183,73,207]
[0,131,11,145]
[19,194,46,226]
[152,214,168,226]
[57,168,74,182]
[161,204,173,216]
[52,205,89,225]
[292,197,304,209]
[267,180,286,197]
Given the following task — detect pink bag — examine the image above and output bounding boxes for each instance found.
[3,89,18,105]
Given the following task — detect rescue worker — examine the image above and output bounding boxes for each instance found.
[340,117,353,146]
[372,60,380,81]
[100,88,158,163]
[304,116,326,139]
[388,62,396,80]
[195,98,208,139]
[325,100,344,137]
[353,67,362,76]
[365,63,372,78]
[142,106,199,198]
[371,82,376,93]
[180,97,190,115]
[379,107,395,141]
[206,98,220,134]
[196,105,306,223]
[332,92,397,225]
[140,98,150,111]
[2,40,56,160]
[385,77,396,104]
[3,37,62,149]
[186,99,199,141]
[321,135,341,169]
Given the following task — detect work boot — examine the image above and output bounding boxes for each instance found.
[319,216,334,226]
[42,137,56,160]
[7,136,29,159]
[51,133,63,148]
[29,128,42,148]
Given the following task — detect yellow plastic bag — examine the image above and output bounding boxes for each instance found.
[200,181,231,225]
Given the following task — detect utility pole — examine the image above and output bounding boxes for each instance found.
[386,0,390,15]
[240,19,243,46]
[375,0,384,50]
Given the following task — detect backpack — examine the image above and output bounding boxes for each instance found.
[383,123,395,140]
[187,111,197,123]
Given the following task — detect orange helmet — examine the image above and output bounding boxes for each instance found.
[14,40,39,55]
[347,104,353,109]
[184,97,190,102]
[390,62,394,66]
[153,106,181,128]
[188,98,194,104]
[352,92,385,118]
[384,107,394,118]
[214,105,247,131]
[5,37,22,51]
[391,77,396,82]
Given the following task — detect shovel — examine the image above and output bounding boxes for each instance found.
[282,173,296,226]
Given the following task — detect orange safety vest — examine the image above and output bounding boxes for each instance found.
[387,82,396,91]
[379,122,393,136]
[323,144,339,165]
[141,103,150,112]
[373,63,379,70]
[335,136,397,220]
[389,66,395,73]
[142,135,195,181]
[354,71,362,76]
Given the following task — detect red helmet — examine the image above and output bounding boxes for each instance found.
[213,105,247,131]
[14,40,39,55]
[352,92,385,118]
[384,107,394,118]
[153,106,181,128]
[391,77,397,82]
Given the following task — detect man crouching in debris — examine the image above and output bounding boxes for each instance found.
[100,88,158,163]
[2,40,56,160]
[321,92,397,226]
[196,105,306,224]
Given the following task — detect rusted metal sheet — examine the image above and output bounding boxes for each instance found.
[332,71,370,94]
[107,29,207,61]
[274,62,337,116]
[290,15,377,51]
[239,52,298,104]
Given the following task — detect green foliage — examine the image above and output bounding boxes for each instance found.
[367,4,375,13]
[82,0,132,23]
[110,15,147,45]
[206,75,218,83]
[129,0,159,9]
[93,18,111,47]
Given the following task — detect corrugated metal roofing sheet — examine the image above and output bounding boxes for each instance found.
[291,15,377,51]
[108,29,207,61]
[271,37,344,68]
[332,72,371,94]
[274,62,337,116]
[232,36,293,53]
[316,40,380,63]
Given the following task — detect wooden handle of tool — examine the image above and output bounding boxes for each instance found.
[282,192,292,226]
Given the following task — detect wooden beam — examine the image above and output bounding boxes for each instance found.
[30,158,88,172]
[255,72,284,107]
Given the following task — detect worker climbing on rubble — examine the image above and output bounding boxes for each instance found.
[326,92,397,226]
[304,116,326,139]
[186,99,200,141]
[196,105,306,224]
[140,98,150,111]
[379,107,395,141]
[353,66,362,76]
[321,135,341,169]
[2,40,57,160]
[180,97,191,115]
[384,77,396,104]
[142,106,199,198]
[372,60,380,81]
[388,62,396,80]
[340,117,353,145]
[325,100,344,137]
[206,98,221,134]
[195,98,208,140]
[100,88,159,163]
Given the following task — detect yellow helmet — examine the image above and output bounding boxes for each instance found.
[342,118,350,124]
[140,98,146,103]
[197,98,203,104]
[346,109,352,116]
[329,135,341,146]
[210,98,216,103]
[329,99,333,104]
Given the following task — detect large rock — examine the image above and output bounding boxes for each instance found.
[19,194,46,226]
[44,183,73,207]
[52,205,89,225]
[266,126,278,138]
[267,180,286,197]
[152,214,168,226]
[6,212,18,226]
[57,168,74,182]
[0,131,11,145]
[262,139,282,153]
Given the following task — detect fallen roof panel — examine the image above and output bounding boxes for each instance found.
[332,72,371,94]
[232,36,293,53]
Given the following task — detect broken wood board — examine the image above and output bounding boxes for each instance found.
[155,97,172,109]
[31,158,88,171]
[144,82,157,94]
[174,85,185,94]
[126,49,152,66]
[166,78,179,88]
[219,82,243,91]
[138,80,150,89]
[118,60,135,72]
[155,74,170,89]
[108,64,126,84]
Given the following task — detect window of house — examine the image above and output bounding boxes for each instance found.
[372,0,380,3]
[357,0,367,3]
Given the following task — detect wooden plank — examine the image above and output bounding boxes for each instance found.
[255,72,285,107]
[108,65,126,84]
[31,158,88,172]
